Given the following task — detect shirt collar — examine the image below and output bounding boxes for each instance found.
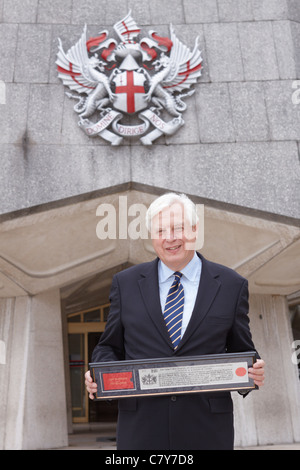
[158,252,201,283]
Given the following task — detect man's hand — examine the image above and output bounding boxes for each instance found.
[85,370,98,400]
[248,359,265,387]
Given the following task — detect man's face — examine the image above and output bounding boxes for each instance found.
[151,203,198,271]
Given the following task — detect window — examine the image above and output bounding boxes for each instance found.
[67,304,110,325]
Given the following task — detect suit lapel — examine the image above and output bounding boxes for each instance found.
[176,254,221,352]
[138,258,174,349]
[137,254,221,353]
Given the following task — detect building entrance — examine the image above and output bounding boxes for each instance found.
[67,305,118,423]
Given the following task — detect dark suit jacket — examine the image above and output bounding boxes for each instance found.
[92,253,258,450]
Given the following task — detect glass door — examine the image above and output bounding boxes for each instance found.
[69,333,87,422]
[67,304,118,423]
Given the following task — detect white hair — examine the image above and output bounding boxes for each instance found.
[145,193,199,232]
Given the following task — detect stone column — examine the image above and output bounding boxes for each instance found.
[0,290,68,450]
[233,293,300,447]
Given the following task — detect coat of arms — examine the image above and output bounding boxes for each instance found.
[56,12,202,145]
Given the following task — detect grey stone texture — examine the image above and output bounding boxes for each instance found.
[251,0,289,20]
[196,83,235,142]
[204,23,244,82]
[14,24,52,83]
[2,0,39,23]
[0,24,18,82]
[273,20,299,79]
[217,0,254,22]
[130,141,300,217]
[229,82,270,141]
[0,0,299,219]
[184,0,219,23]
[238,21,279,81]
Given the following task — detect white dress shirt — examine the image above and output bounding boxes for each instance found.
[158,252,202,337]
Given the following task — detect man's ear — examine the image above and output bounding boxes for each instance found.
[185,222,199,250]
[191,222,199,238]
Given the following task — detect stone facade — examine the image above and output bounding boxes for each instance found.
[0,0,299,218]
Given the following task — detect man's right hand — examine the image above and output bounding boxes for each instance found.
[85,370,98,400]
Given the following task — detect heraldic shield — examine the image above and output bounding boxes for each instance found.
[113,70,148,115]
[56,11,203,145]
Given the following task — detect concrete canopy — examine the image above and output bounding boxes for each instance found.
[0,187,299,300]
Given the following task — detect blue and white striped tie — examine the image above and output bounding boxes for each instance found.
[163,272,184,350]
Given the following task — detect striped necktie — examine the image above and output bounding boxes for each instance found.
[163,272,184,350]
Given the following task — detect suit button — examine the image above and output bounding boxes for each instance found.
[171,396,177,402]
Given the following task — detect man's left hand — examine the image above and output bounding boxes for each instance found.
[248,359,265,387]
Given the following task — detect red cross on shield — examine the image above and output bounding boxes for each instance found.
[113,70,147,114]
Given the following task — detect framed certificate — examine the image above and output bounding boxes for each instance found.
[89,351,257,400]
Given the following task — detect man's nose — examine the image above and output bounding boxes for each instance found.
[165,229,176,241]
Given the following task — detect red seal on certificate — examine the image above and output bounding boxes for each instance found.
[235,367,247,377]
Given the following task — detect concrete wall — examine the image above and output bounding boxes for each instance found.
[0,290,68,449]
[233,293,300,446]
[0,0,299,219]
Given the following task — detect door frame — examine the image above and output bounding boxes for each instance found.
[67,305,109,423]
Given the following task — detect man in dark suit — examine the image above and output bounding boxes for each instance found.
[85,193,265,450]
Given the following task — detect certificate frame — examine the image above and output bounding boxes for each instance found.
[89,351,257,400]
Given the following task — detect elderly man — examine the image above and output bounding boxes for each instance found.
[85,192,264,450]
